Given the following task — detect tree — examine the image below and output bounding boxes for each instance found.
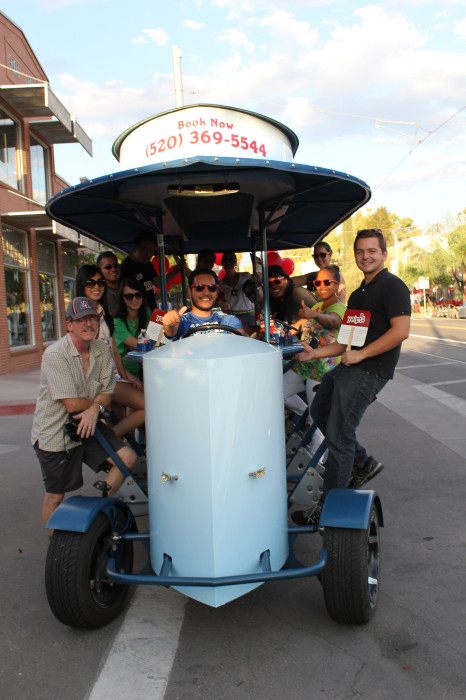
[351,206,418,246]
[447,211,466,301]
[340,217,363,297]
[402,216,466,301]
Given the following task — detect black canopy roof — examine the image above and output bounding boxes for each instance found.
[46,155,370,254]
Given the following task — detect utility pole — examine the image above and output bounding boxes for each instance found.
[172,46,184,107]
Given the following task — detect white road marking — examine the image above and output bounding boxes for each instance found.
[413,384,466,416]
[377,374,466,458]
[402,349,466,365]
[0,444,20,454]
[409,333,466,346]
[88,586,187,700]
[397,361,457,370]
[428,378,466,386]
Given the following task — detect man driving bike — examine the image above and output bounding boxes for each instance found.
[163,268,247,341]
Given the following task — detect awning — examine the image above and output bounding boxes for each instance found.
[1,210,53,229]
[29,117,92,155]
[0,84,92,155]
[1,210,78,243]
[46,155,371,254]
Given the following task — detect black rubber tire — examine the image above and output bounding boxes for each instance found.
[45,511,134,629]
[181,323,243,338]
[321,504,380,624]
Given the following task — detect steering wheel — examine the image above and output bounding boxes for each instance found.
[181,323,243,339]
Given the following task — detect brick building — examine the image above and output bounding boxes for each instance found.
[0,11,96,375]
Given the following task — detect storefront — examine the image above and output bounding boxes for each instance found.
[0,11,94,374]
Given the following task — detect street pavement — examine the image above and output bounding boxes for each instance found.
[0,366,40,415]
[1,320,465,699]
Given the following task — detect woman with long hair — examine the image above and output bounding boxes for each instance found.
[113,278,152,380]
[268,264,316,326]
[75,265,145,439]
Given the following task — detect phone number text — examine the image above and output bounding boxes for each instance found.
[145,131,267,158]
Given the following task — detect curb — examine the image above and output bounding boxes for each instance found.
[0,403,36,416]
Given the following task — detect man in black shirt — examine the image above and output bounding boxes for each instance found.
[97,251,120,316]
[120,231,183,310]
[292,229,411,526]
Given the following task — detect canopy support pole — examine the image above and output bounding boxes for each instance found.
[179,238,188,306]
[259,206,271,343]
[157,228,168,310]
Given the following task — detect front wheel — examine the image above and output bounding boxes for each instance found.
[321,504,380,624]
[45,510,134,628]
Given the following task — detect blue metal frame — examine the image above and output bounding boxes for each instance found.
[106,528,328,587]
[46,495,135,533]
[45,422,147,532]
[320,488,384,529]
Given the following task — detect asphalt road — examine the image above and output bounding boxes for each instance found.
[1,317,465,700]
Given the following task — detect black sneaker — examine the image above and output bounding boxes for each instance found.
[291,501,323,526]
[348,456,384,489]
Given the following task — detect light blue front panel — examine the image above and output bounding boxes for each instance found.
[144,335,289,607]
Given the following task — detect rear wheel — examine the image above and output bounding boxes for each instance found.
[45,510,134,628]
[322,504,380,624]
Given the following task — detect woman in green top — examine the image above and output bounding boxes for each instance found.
[283,265,346,415]
[113,278,152,379]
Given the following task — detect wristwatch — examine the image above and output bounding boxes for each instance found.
[94,402,105,415]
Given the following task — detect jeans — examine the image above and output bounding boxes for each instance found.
[282,368,308,416]
[310,364,388,495]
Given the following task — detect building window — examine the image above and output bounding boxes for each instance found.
[0,108,21,190]
[37,239,57,342]
[3,226,33,348]
[30,135,49,203]
[8,55,20,78]
[62,247,77,308]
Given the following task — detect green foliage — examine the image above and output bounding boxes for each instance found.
[400,213,465,299]
[340,217,363,297]
[351,206,418,246]
[73,250,96,267]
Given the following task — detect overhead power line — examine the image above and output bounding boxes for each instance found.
[374,105,466,191]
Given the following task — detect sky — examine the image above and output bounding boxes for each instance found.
[3,0,466,229]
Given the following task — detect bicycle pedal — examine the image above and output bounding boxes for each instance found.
[93,479,111,496]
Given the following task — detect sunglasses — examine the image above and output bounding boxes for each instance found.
[313,279,337,287]
[84,279,106,287]
[268,277,285,286]
[123,292,143,301]
[102,263,119,270]
[356,228,386,243]
[190,283,218,292]
[313,252,330,260]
